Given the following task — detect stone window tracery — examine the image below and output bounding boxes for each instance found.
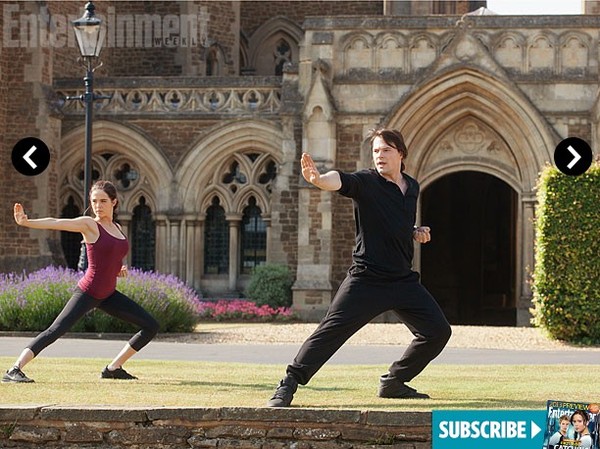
[202,151,278,282]
[206,44,223,76]
[274,39,291,76]
[131,196,155,271]
[241,196,267,274]
[61,151,152,271]
[204,196,229,275]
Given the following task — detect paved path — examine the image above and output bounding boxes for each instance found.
[1,336,599,365]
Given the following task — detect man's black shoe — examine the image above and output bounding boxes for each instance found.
[101,366,138,380]
[378,373,429,399]
[266,374,298,407]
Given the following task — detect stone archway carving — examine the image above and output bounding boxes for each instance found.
[385,68,557,190]
[248,16,303,75]
[60,120,171,212]
[384,67,558,325]
[176,120,284,292]
[60,120,171,269]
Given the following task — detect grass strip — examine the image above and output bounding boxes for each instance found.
[0,357,592,410]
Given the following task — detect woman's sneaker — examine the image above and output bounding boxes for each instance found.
[101,366,138,380]
[2,366,34,383]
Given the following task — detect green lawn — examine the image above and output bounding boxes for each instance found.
[0,357,592,410]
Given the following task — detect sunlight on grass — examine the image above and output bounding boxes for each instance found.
[0,357,592,410]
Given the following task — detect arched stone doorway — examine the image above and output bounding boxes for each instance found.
[420,171,517,325]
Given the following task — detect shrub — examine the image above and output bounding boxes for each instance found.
[245,263,293,308]
[197,299,296,322]
[0,266,202,333]
[531,164,600,344]
[106,268,202,333]
[0,266,80,332]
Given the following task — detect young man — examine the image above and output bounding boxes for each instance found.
[267,128,451,407]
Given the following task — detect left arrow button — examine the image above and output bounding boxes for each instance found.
[11,137,50,176]
[23,145,38,169]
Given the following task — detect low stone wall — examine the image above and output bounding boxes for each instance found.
[0,406,431,449]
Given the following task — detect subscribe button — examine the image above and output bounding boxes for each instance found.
[432,410,546,449]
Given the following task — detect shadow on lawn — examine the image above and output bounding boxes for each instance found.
[159,380,354,393]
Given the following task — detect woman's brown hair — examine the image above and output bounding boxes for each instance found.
[90,180,119,220]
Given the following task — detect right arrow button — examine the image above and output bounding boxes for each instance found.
[566,145,582,169]
[554,137,593,176]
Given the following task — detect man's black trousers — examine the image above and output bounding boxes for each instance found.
[287,272,452,385]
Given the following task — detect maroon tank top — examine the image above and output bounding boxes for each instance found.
[77,222,129,300]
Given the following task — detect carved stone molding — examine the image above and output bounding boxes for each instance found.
[57,86,282,116]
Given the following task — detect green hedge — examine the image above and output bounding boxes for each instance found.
[531,164,600,344]
[245,263,293,308]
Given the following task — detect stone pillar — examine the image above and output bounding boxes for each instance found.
[517,194,536,326]
[168,216,182,278]
[266,113,299,265]
[227,214,242,291]
[263,216,272,264]
[185,216,204,290]
[292,186,334,321]
[155,215,168,273]
[292,55,337,321]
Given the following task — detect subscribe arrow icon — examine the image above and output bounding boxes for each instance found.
[566,145,581,169]
[531,420,541,439]
[23,145,38,169]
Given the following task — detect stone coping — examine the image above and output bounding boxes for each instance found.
[303,14,600,30]
[0,405,431,425]
[0,405,433,448]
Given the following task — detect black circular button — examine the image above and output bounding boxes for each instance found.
[11,137,50,176]
[553,137,593,176]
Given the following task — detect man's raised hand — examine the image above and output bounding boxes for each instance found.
[301,153,320,185]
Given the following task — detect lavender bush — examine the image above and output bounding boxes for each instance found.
[0,266,202,333]
[0,267,79,332]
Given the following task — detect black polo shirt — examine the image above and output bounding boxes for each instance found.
[337,169,419,280]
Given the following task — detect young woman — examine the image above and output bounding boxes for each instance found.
[571,410,593,449]
[2,180,159,383]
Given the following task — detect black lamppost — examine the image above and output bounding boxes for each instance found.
[68,1,107,271]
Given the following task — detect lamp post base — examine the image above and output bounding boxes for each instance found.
[77,241,88,272]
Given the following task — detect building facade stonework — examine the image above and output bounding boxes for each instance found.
[0,1,597,325]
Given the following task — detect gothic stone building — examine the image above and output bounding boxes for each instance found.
[1,1,598,325]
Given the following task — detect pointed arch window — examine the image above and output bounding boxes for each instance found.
[274,38,291,76]
[241,196,266,274]
[60,196,82,270]
[131,196,155,271]
[204,197,229,274]
[206,44,222,76]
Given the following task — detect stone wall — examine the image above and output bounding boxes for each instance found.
[240,2,382,37]
[0,406,431,449]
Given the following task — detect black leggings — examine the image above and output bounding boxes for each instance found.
[27,288,159,356]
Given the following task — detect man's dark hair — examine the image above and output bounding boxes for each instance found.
[367,128,408,172]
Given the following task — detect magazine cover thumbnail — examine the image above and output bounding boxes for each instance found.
[543,400,599,449]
